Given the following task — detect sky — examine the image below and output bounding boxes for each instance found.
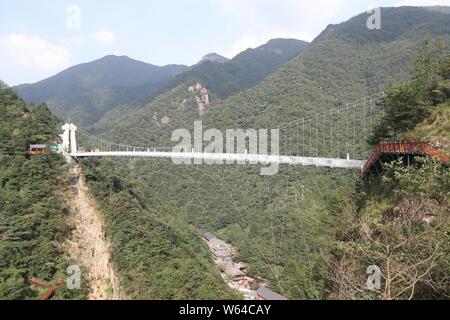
[1,0,449,85]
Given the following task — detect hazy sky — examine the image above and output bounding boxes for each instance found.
[1,0,449,85]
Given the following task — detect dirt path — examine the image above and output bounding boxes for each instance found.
[66,165,124,300]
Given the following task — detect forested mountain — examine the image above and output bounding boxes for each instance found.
[0,85,85,299]
[90,38,308,133]
[102,7,450,152]
[15,56,189,127]
[15,39,307,129]
[80,159,240,300]
[84,6,450,299]
[171,38,309,99]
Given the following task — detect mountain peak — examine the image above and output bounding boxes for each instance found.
[199,53,230,64]
[99,54,130,60]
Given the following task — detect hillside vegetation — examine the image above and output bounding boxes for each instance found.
[172,39,309,100]
[0,84,85,299]
[92,38,309,133]
[103,7,450,153]
[327,42,449,299]
[16,56,188,127]
[4,6,448,301]
[80,158,240,300]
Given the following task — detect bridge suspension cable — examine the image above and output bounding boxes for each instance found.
[70,91,386,165]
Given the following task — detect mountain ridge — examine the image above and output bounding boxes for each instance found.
[15,55,189,126]
[16,55,189,102]
[16,38,309,127]
[170,38,309,99]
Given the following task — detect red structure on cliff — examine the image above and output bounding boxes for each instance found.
[363,141,449,174]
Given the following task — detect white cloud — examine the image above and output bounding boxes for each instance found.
[0,34,72,85]
[0,34,71,71]
[61,35,85,48]
[93,29,116,45]
[212,0,345,58]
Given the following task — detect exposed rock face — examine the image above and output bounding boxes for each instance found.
[179,98,187,111]
[188,82,210,115]
[160,116,171,125]
[66,165,125,300]
[152,112,170,126]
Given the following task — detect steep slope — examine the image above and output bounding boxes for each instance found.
[66,165,124,300]
[79,158,241,300]
[327,47,449,299]
[203,7,450,131]
[87,6,450,300]
[0,85,86,300]
[15,56,188,126]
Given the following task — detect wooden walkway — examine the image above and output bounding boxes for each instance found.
[363,141,449,174]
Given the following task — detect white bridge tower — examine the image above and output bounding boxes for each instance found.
[62,123,78,154]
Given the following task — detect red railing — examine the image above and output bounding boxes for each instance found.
[363,141,449,173]
[25,276,65,300]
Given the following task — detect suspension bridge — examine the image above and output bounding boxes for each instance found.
[59,93,386,171]
[53,91,447,300]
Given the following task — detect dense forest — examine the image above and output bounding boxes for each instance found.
[80,158,239,299]
[0,84,86,299]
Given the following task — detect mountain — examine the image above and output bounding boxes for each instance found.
[15,55,188,126]
[102,7,450,148]
[196,6,450,135]
[90,6,450,299]
[171,38,309,99]
[426,5,450,14]
[90,38,309,132]
[15,39,307,128]
[199,53,230,64]
[16,55,188,102]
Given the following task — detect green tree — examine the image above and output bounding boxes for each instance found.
[371,40,450,144]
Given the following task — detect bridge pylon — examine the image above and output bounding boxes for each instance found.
[62,123,78,154]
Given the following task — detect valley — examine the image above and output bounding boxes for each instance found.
[0,5,449,302]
